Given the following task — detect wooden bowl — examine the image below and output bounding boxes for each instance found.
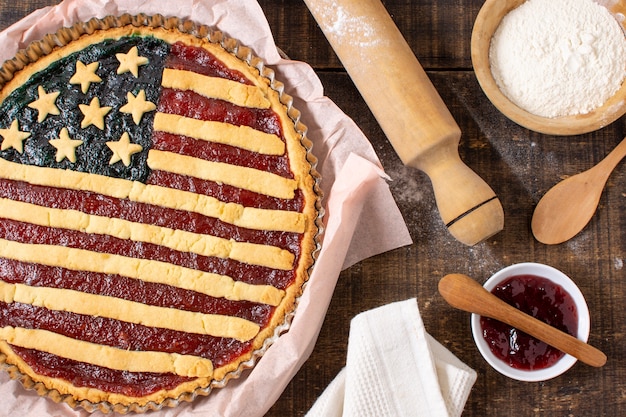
[471,0,626,135]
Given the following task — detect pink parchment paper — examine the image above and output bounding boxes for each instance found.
[0,1,413,415]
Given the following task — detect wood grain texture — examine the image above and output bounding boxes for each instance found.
[532,136,626,244]
[1,1,625,416]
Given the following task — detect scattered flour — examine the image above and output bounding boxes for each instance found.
[307,2,382,49]
[489,0,626,118]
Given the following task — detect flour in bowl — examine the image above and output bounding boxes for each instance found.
[489,0,626,118]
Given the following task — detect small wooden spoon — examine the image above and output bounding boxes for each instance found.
[438,273,607,368]
[532,136,626,244]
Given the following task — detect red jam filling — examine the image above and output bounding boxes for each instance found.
[1,302,254,367]
[166,41,252,84]
[11,346,194,397]
[152,130,293,178]
[0,258,276,323]
[157,88,283,138]
[0,179,303,255]
[147,170,305,211]
[480,274,578,370]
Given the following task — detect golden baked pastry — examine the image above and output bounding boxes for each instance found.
[0,14,321,413]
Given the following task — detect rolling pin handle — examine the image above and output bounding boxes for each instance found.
[431,157,503,246]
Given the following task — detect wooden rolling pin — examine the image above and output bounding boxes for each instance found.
[303,0,504,245]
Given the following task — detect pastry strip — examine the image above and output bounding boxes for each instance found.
[0,198,296,270]
[153,112,285,155]
[0,328,215,377]
[147,149,298,199]
[0,159,303,231]
[161,68,271,109]
[0,282,260,341]
[0,239,285,306]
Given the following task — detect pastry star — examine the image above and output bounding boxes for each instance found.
[116,46,149,78]
[79,97,112,130]
[70,61,102,94]
[120,90,156,125]
[28,86,61,122]
[0,120,31,154]
[106,132,143,166]
[49,127,83,163]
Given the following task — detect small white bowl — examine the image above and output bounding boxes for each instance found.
[471,262,590,381]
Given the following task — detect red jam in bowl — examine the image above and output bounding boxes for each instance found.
[480,274,578,370]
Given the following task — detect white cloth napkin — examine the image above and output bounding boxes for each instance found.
[306,299,477,417]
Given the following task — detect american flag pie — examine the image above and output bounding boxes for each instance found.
[0,18,320,411]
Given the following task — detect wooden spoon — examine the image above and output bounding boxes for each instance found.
[303,0,504,245]
[532,136,626,244]
[438,273,607,368]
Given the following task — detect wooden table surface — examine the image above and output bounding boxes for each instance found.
[1,1,625,416]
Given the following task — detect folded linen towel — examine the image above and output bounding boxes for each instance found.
[306,299,476,417]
